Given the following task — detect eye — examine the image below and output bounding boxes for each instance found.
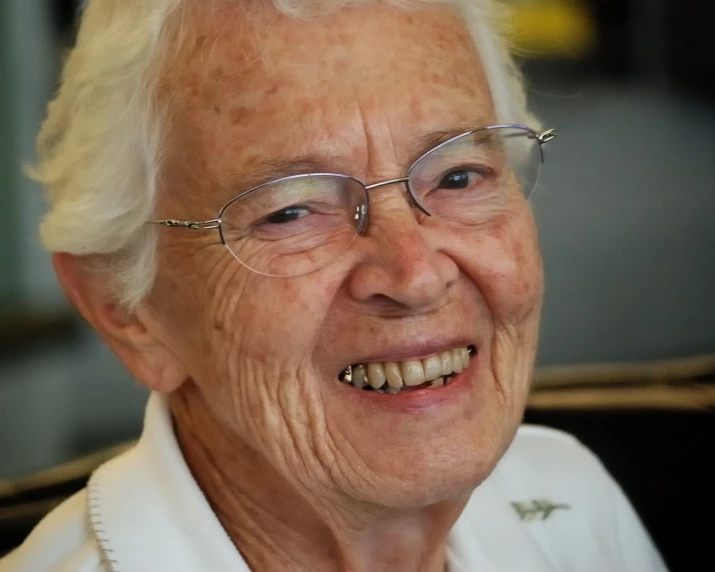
[263,206,310,225]
[438,169,484,190]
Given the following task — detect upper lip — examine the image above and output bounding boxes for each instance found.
[341,336,478,368]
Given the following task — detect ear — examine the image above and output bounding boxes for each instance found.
[53,252,188,393]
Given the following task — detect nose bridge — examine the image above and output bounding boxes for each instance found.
[362,177,428,234]
[349,190,455,311]
[363,188,432,267]
[365,177,410,192]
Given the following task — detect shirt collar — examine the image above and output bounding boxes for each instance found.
[88,393,249,571]
[87,392,554,572]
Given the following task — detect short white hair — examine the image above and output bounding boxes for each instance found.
[33,0,534,309]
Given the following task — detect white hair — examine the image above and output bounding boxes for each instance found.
[33,0,534,309]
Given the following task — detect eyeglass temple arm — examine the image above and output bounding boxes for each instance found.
[148,219,221,230]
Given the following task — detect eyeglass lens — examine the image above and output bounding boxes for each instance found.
[219,126,543,276]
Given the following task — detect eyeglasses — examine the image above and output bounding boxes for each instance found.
[150,124,556,277]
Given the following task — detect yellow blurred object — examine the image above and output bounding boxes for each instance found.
[508,0,597,59]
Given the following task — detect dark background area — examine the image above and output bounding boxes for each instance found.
[1,0,713,569]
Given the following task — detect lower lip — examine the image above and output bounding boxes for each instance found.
[337,353,479,413]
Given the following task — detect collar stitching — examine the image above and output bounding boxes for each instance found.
[87,472,121,572]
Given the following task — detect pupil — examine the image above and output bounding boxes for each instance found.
[266,207,302,224]
[442,171,469,189]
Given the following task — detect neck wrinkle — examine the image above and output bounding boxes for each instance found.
[169,387,462,572]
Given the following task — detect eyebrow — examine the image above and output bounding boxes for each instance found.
[223,155,346,199]
[222,119,493,196]
[409,119,492,157]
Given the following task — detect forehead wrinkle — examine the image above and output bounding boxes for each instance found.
[331,98,491,183]
[162,3,497,208]
[168,1,272,91]
[217,117,501,200]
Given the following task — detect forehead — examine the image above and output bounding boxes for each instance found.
[161,2,494,191]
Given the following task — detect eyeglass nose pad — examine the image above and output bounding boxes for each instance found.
[355,203,369,235]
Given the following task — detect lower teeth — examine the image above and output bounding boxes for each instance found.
[359,376,450,393]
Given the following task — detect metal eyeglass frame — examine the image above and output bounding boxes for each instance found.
[148,124,557,244]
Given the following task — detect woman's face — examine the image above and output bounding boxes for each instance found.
[152,2,543,509]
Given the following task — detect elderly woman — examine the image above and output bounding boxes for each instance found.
[1,0,666,571]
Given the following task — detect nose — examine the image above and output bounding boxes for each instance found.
[346,192,459,314]
[364,177,429,217]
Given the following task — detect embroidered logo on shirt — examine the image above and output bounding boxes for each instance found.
[511,499,571,521]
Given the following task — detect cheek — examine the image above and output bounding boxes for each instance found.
[456,211,543,324]
[154,252,346,455]
[159,246,344,379]
[151,246,242,373]
[223,278,321,359]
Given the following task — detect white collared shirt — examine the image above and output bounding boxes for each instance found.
[1,394,668,571]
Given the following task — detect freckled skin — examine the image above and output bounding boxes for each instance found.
[149,2,543,569]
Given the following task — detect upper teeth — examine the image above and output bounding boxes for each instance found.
[340,346,474,392]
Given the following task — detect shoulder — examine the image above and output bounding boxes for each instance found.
[506,423,605,472]
[500,423,616,482]
[511,423,592,456]
[460,425,668,571]
[492,424,620,512]
[0,489,107,572]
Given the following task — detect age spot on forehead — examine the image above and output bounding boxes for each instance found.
[229,106,251,125]
[158,1,496,205]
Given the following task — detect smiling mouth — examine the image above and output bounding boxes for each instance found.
[338,345,476,394]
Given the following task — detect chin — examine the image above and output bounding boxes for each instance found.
[366,467,494,511]
[351,429,511,511]
[322,353,525,509]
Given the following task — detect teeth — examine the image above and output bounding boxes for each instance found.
[439,351,453,377]
[402,360,426,387]
[422,356,442,382]
[384,362,403,389]
[367,362,386,389]
[460,347,470,369]
[352,365,367,389]
[341,345,475,393]
[451,349,464,374]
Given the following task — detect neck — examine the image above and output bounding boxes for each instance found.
[170,388,465,571]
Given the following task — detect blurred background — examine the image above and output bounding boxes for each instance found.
[0,0,713,568]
